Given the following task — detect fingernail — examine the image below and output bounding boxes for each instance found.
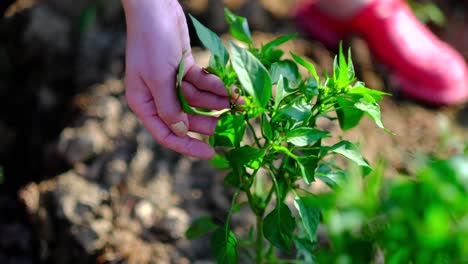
[171,121,188,136]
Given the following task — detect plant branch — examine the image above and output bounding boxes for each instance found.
[256,214,264,264]
[246,115,262,148]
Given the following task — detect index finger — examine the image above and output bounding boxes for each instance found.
[183,59,229,97]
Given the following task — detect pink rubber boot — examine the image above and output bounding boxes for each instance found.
[294,0,468,105]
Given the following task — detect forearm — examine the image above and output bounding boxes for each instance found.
[122,0,180,16]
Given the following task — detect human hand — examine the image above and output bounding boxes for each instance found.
[123,0,231,159]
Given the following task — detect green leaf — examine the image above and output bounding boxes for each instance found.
[335,96,365,131]
[277,177,290,203]
[354,98,385,129]
[224,8,252,44]
[261,113,273,140]
[224,170,242,188]
[274,75,287,109]
[263,203,296,253]
[333,42,352,87]
[211,226,238,264]
[286,128,329,147]
[213,114,246,147]
[291,52,319,83]
[261,49,284,68]
[348,83,388,103]
[297,149,320,185]
[210,154,230,169]
[262,33,297,53]
[278,97,312,122]
[294,196,321,242]
[330,141,370,169]
[300,77,319,100]
[347,48,355,80]
[208,54,226,76]
[270,60,300,84]
[189,14,229,65]
[226,146,265,170]
[186,216,218,240]
[230,42,272,109]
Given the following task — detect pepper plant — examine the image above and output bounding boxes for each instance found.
[180,9,388,263]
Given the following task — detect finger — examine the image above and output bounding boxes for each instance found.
[184,62,229,97]
[188,114,219,135]
[182,81,230,110]
[127,79,215,159]
[144,115,215,159]
[144,71,189,137]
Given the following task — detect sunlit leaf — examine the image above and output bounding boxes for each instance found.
[330,141,370,169]
[190,14,229,65]
[294,196,321,242]
[213,114,245,147]
[262,33,297,53]
[210,154,230,169]
[224,8,252,44]
[270,60,300,84]
[354,98,385,129]
[291,52,319,84]
[230,41,272,109]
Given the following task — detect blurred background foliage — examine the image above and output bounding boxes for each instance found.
[407,0,446,26]
[309,143,468,263]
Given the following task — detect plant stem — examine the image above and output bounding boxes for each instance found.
[226,190,240,227]
[256,214,264,264]
[246,116,262,148]
[263,186,275,210]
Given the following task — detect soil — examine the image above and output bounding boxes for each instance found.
[0,0,467,263]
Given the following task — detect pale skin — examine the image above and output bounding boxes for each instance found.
[122,0,372,159]
[123,0,233,159]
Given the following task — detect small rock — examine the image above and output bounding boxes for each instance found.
[57,120,108,164]
[134,200,155,228]
[103,158,128,186]
[54,171,108,225]
[97,205,113,221]
[162,207,189,240]
[71,219,111,254]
